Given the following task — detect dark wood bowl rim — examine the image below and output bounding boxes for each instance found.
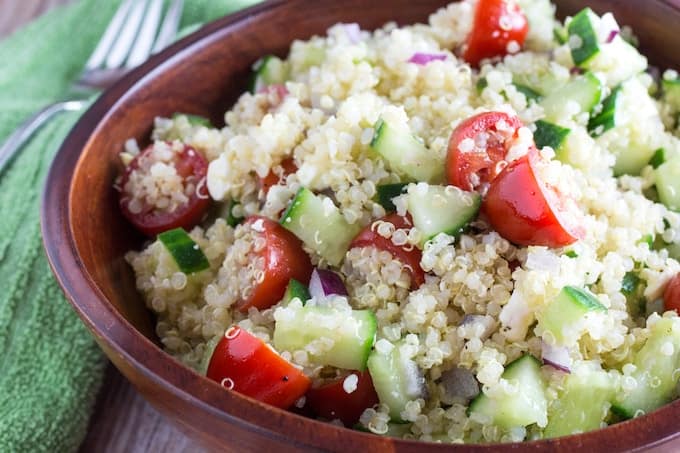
[41,0,680,450]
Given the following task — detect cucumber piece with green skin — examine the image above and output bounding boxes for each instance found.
[273,301,377,371]
[226,200,244,227]
[514,83,542,102]
[534,120,571,151]
[588,85,622,137]
[541,72,603,122]
[406,184,480,245]
[656,155,680,211]
[567,8,600,67]
[282,278,311,306]
[280,187,360,266]
[649,148,666,169]
[537,286,607,344]
[612,317,680,418]
[249,55,289,93]
[662,78,680,110]
[543,361,617,438]
[367,342,426,422]
[370,119,445,184]
[157,228,210,274]
[197,335,220,375]
[376,183,408,212]
[468,354,547,429]
[622,271,646,318]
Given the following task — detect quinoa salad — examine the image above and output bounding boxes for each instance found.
[117,0,680,444]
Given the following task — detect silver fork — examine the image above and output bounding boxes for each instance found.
[0,0,184,173]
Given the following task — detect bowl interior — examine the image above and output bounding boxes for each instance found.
[45,0,680,451]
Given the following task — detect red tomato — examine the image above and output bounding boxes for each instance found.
[237,216,313,312]
[350,213,425,289]
[305,371,379,426]
[482,150,585,247]
[463,0,529,67]
[261,157,298,195]
[446,111,524,193]
[119,143,210,237]
[207,326,310,409]
[664,273,680,315]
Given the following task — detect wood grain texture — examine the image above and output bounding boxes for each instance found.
[40,0,680,452]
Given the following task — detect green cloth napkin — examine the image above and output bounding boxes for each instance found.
[0,1,260,451]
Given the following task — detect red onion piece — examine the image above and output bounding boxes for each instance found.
[570,66,583,75]
[309,268,348,299]
[408,53,447,65]
[606,29,619,43]
[541,341,571,373]
[342,23,361,44]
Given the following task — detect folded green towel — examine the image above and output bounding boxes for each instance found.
[0,1,261,451]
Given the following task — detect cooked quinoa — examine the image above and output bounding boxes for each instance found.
[122,0,680,444]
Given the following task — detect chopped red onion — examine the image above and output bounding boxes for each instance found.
[342,23,361,44]
[308,268,348,299]
[570,66,583,75]
[541,341,571,373]
[408,53,447,65]
[606,29,619,43]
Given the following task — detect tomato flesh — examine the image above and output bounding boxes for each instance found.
[119,143,211,237]
[463,0,529,67]
[350,213,425,289]
[207,326,310,409]
[237,216,313,312]
[261,157,298,195]
[305,371,379,426]
[446,111,524,193]
[482,150,584,247]
[664,273,680,315]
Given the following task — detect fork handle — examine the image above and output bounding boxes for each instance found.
[0,100,87,173]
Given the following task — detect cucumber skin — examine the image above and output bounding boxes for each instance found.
[274,305,377,371]
[567,8,600,67]
[534,120,571,151]
[157,228,210,274]
[538,286,606,344]
[282,278,310,305]
[376,183,408,212]
[588,86,622,137]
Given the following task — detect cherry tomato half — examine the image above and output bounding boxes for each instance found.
[463,0,529,67]
[261,157,298,195]
[306,371,379,426]
[350,213,425,289]
[446,111,524,193]
[482,150,585,247]
[237,216,313,312]
[119,143,211,237]
[664,273,680,315]
[207,326,310,409]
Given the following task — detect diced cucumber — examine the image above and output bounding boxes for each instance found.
[197,335,220,375]
[622,271,646,318]
[273,301,377,371]
[249,55,289,93]
[612,317,680,418]
[157,228,210,274]
[543,361,617,438]
[513,69,565,97]
[537,286,607,344]
[282,278,310,306]
[468,354,547,429]
[367,342,426,421]
[514,83,542,103]
[172,112,212,128]
[649,148,666,169]
[226,200,244,227]
[533,120,570,151]
[475,77,488,94]
[553,26,568,45]
[376,183,408,212]
[588,85,622,137]
[567,8,600,67]
[541,72,602,122]
[280,187,360,266]
[662,77,680,110]
[370,119,444,184]
[656,155,680,211]
[406,184,480,244]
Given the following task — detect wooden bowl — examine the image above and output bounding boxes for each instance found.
[41,0,680,451]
